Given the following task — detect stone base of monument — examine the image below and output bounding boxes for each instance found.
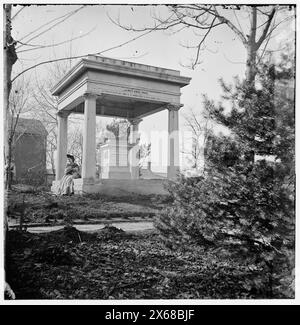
[73,178,99,194]
[51,178,169,196]
[51,178,98,195]
[97,179,169,196]
[100,166,132,179]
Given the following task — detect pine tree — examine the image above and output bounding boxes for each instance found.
[155,60,295,297]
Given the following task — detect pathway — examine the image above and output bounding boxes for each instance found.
[26,221,154,233]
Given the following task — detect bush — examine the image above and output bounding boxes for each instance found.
[156,162,294,297]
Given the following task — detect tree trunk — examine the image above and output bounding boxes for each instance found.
[50,146,56,175]
[245,6,258,85]
[245,44,257,163]
[245,45,257,85]
[4,5,10,182]
[4,4,17,299]
[4,4,17,189]
[245,7,258,163]
[6,138,13,190]
[4,4,12,231]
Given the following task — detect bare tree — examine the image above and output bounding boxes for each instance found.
[31,57,79,174]
[5,78,33,189]
[111,5,294,164]
[110,5,294,84]
[139,143,151,170]
[4,5,87,189]
[68,127,83,166]
[4,5,18,188]
[182,109,212,172]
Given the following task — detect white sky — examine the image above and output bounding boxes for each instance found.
[9,2,296,171]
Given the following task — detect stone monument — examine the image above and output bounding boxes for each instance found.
[51,55,191,195]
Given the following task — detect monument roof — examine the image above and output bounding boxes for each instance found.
[52,55,191,96]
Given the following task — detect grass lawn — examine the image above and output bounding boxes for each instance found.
[7,186,169,226]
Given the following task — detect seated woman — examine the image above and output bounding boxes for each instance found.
[58,154,81,195]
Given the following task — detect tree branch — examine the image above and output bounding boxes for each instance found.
[17,26,96,53]
[250,7,257,46]
[256,8,276,49]
[11,6,25,20]
[192,16,219,68]
[12,24,161,83]
[16,6,85,47]
[213,6,248,46]
[107,10,181,32]
[262,15,294,43]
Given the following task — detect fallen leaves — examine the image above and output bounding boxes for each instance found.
[6,226,283,300]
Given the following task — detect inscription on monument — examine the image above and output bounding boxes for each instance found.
[122,88,149,98]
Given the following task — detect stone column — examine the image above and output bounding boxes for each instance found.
[56,111,69,180]
[82,93,97,180]
[167,104,182,179]
[129,117,142,179]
